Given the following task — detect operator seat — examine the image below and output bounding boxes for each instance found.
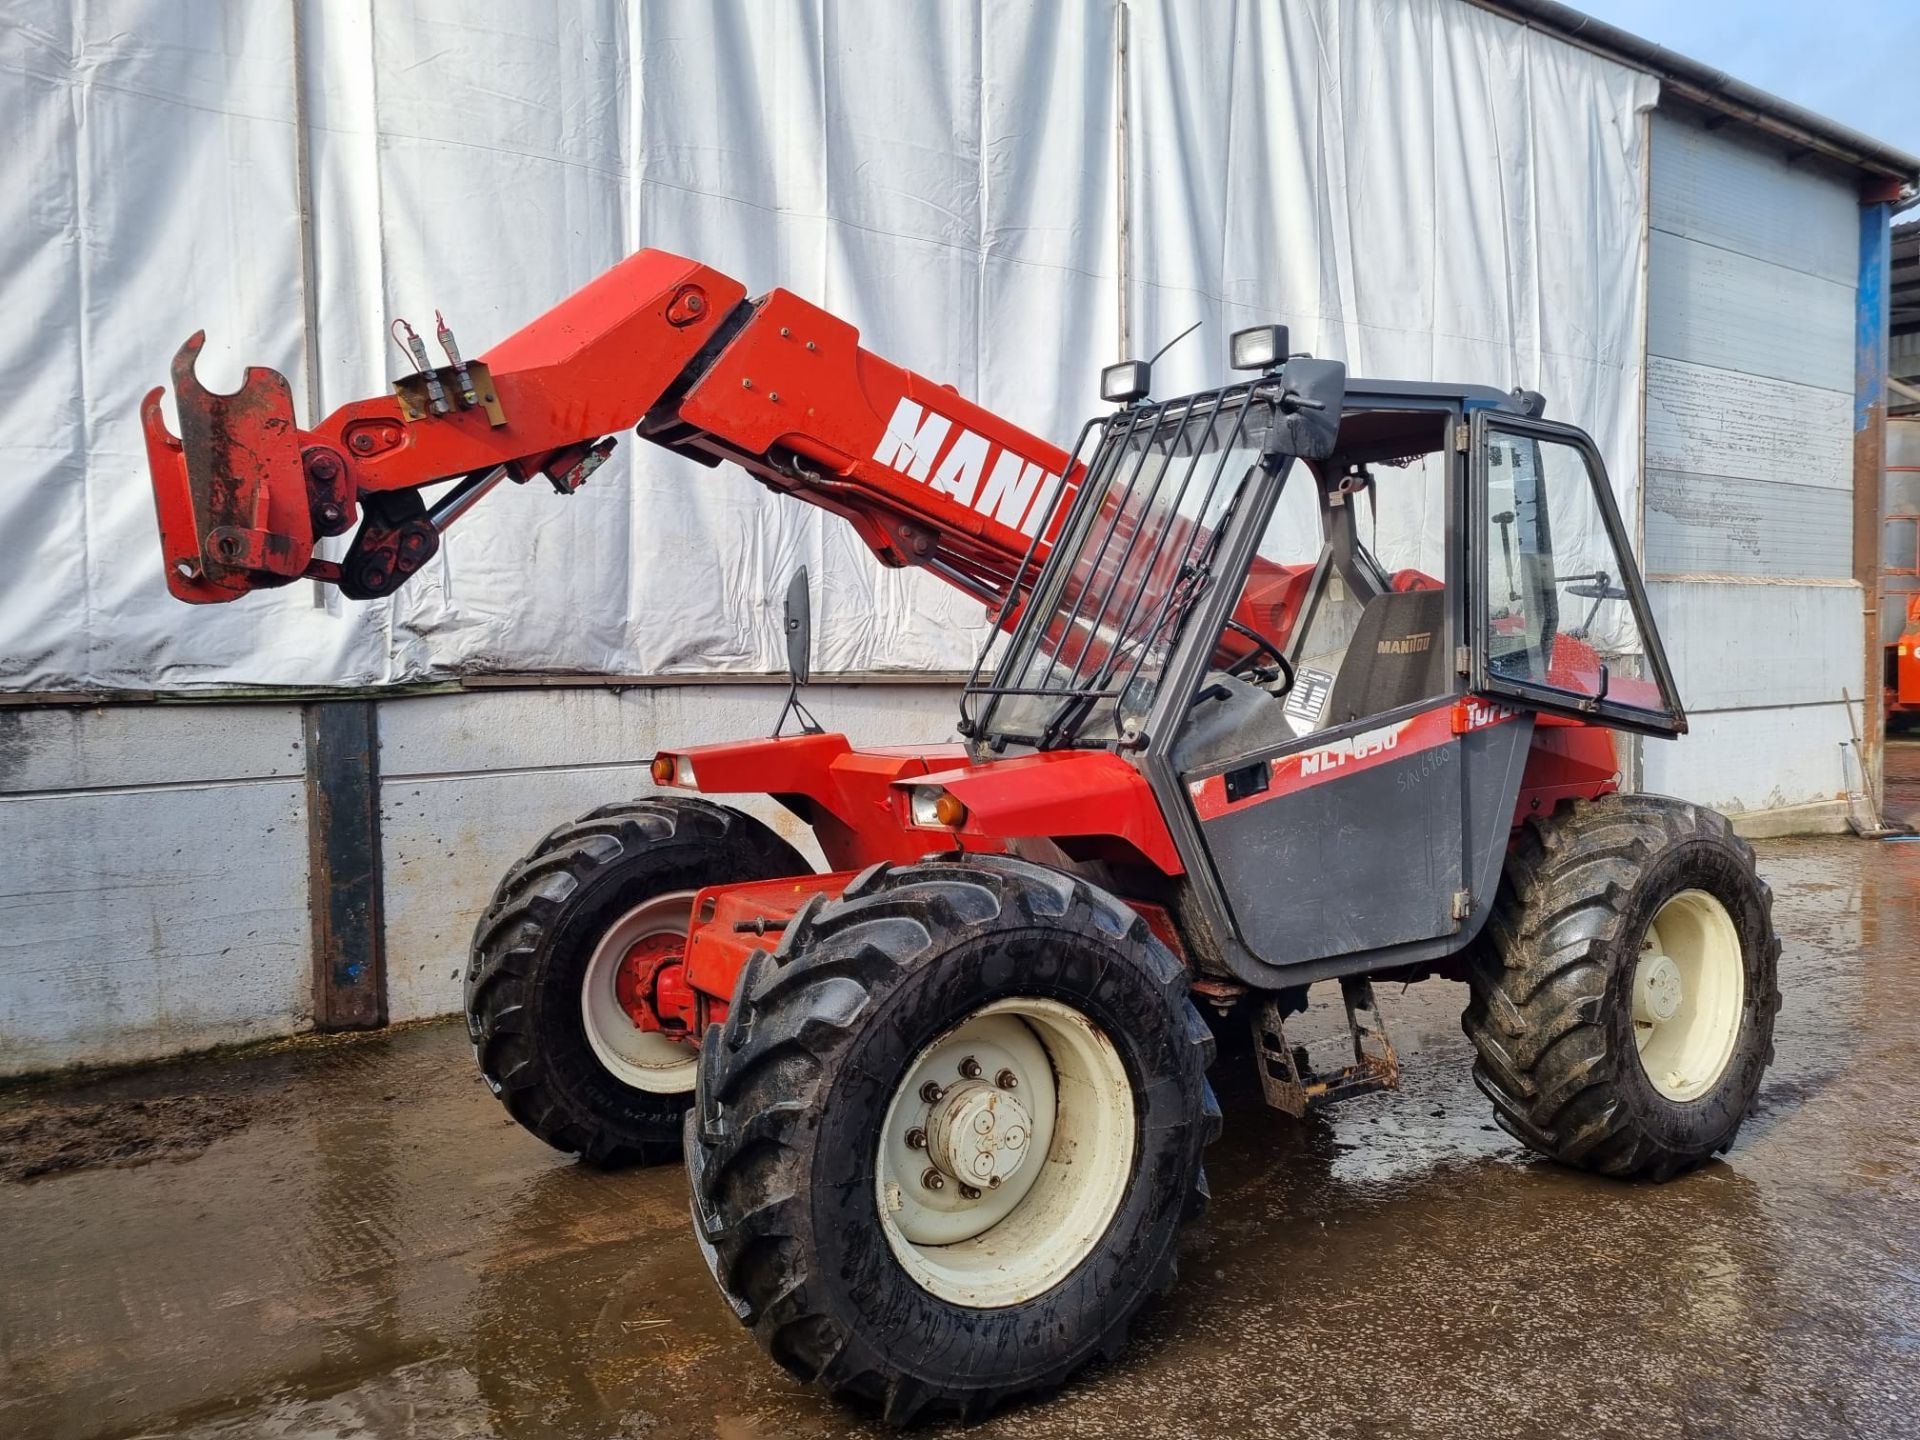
[1322,588,1449,727]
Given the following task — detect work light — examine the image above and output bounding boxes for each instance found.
[1229,324,1290,372]
[1100,360,1150,404]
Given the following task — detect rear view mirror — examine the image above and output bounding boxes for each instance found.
[1267,357,1346,461]
[773,566,823,736]
[785,566,813,685]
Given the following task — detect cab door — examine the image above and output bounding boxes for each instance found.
[1172,414,1532,970]
[1467,412,1685,733]
[1183,695,1482,967]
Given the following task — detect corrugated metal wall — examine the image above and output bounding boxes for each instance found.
[1640,110,1866,818]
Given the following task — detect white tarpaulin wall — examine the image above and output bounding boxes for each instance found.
[0,0,1656,692]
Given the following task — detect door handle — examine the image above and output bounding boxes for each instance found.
[1223,760,1270,804]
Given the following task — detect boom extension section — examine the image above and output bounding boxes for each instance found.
[140,249,1072,607]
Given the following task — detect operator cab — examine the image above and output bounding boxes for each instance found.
[961,346,1685,982]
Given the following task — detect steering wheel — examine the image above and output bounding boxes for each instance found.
[1555,571,1630,642]
[1221,618,1296,696]
[1555,569,1630,602]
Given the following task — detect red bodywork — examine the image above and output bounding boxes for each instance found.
[680,871,859,1030]
[138,245,1620,1045]
[642,710,1612,1017]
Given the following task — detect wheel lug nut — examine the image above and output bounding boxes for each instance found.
[959,1184,981,1200]
[920,1082,944,1104]
[921,1168,945,1191]
[905,1127,927,1150]
[987,1175,1002,1189]
[995,1069,1018,1090]
[958,1056,982,1079]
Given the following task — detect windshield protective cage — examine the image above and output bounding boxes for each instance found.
[962,384,1277,749]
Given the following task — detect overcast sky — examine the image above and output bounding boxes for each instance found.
[1573,1,1918,162]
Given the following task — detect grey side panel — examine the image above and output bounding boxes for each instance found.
[1189,710,1534,981]
[1198,741,1464,967]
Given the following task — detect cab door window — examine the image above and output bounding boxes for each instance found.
[1473,415,1682,733]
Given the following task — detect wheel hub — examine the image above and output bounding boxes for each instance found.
[613,933,683,1031]
[581,891,702,1094]
[926,1080,1032,1190]
[874,999,1136,1309]
[1633,951,1683,1024]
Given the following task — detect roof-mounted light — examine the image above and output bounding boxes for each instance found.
[1100,359,1151,405]
[1229,324,1290,373]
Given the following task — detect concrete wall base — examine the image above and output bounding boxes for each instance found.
[0,681,963,1078]
[1727,798,1854,839]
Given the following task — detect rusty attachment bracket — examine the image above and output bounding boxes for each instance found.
[142,331,313,602]
[1254,977,1401,1118]
[393,359,506,427]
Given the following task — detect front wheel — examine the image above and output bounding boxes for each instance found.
[687,857,1218,1424]
[1463,793,1781,1180]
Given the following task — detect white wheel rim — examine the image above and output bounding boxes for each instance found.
[1632,889,1745,1102]
[580,891,700,1094]
[874,997,1135,1308]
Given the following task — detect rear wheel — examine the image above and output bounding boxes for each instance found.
[466,797,808,1167]
[1463,793,1781,1179]
[687,856,1218,1423]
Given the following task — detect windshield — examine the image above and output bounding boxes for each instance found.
[966,390,1278,747]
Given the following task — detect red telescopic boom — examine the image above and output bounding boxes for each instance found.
[141,249,1074,609]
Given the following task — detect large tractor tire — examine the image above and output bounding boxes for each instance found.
[1463,793,1781,1180]
[466,797,809,1168]
[686,856,1219,1424]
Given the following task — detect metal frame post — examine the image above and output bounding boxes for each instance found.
[1857,195,1895,812]
[304,700,387,1029]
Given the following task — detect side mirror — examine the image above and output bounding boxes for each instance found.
[784,566,813,685]
[1264,356,1346,462]
[773,567,824,737]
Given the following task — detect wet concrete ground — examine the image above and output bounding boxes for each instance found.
[3,831,1918,1440]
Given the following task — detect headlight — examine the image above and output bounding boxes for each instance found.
[650,753,696,787]
[908,786,968,828]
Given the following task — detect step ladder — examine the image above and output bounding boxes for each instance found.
[1253,977,1400,1118]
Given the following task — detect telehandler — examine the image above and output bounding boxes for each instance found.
[141,248,1779,1422]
